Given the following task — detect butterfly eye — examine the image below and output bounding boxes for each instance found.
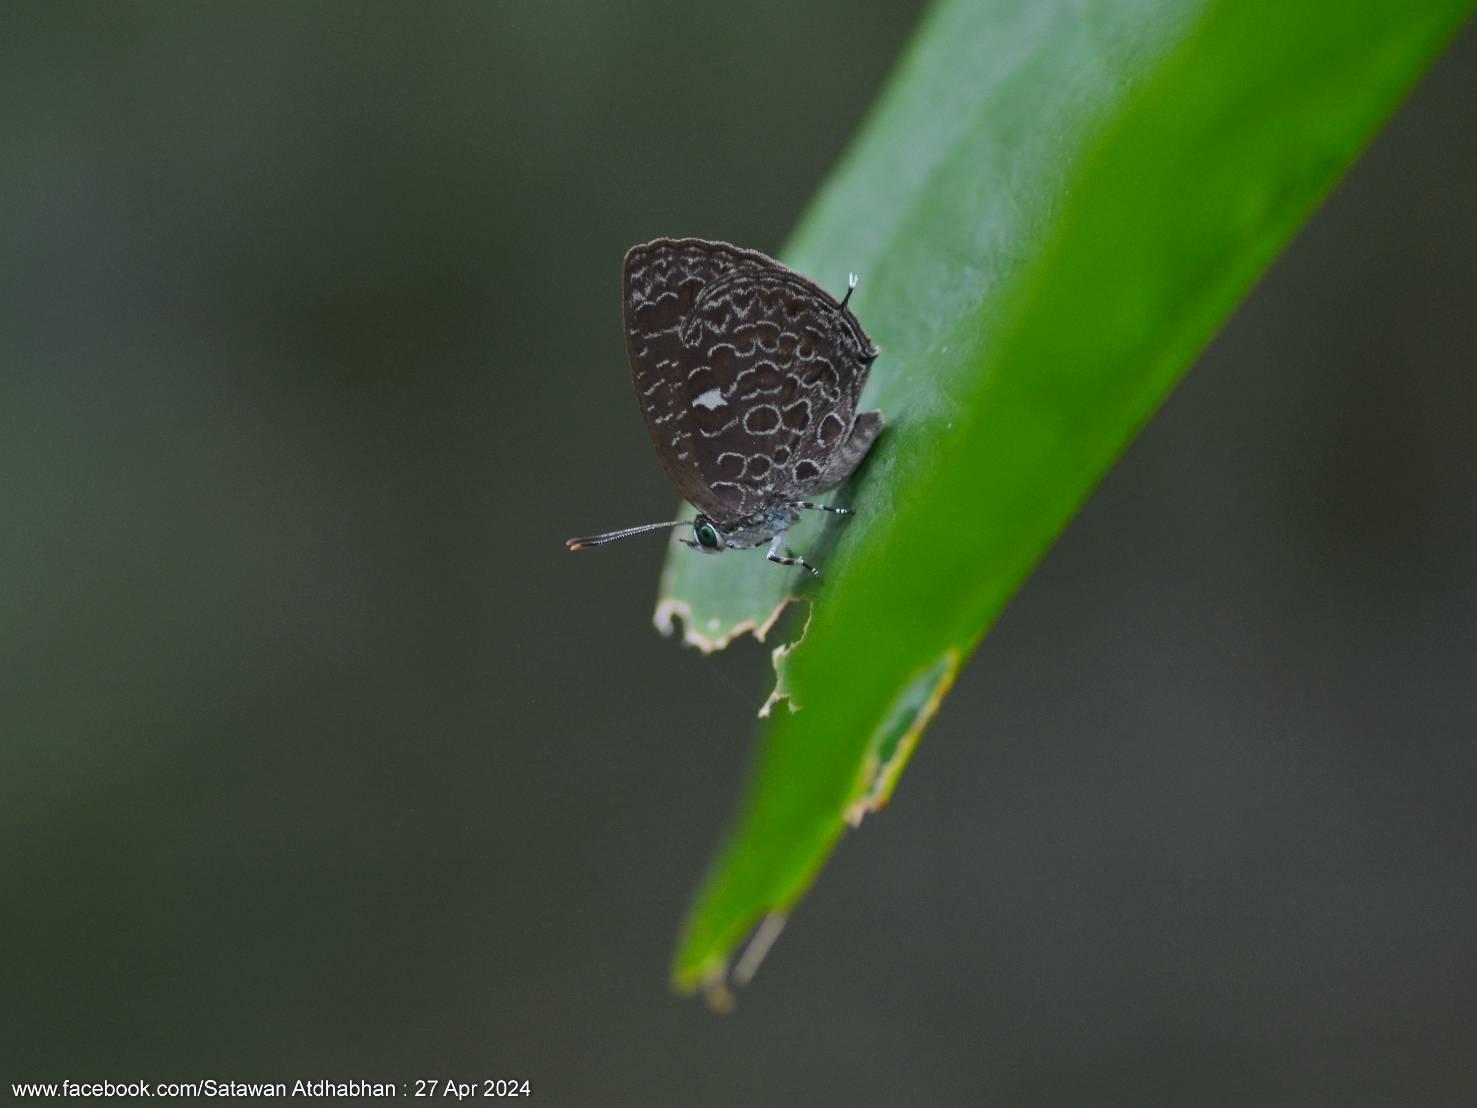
[694,520,722,550]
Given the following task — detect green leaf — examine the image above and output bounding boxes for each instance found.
[661,0,1474,998]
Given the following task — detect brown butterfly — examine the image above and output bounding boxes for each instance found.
[566,238,883,576]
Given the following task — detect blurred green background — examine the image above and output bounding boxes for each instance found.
[3,4,1474,1103]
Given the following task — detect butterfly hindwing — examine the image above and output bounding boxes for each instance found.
[623,238,877,526]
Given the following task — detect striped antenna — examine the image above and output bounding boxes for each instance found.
[565,519,689,551]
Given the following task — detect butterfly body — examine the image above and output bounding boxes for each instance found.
[689,503,802,553]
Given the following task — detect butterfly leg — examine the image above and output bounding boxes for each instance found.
[767,533,820,577]
[796,501,853,516]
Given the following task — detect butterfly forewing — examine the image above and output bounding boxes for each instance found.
[624,240,769,518]
[623,238,877,527]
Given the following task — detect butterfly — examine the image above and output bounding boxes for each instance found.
[566,238,883,576]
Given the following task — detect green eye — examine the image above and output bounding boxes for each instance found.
[695,521,720,549]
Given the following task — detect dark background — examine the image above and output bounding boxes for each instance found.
[3,5,1474,1104]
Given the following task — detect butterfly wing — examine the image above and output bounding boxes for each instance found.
[623,238,878,525]
[623,239,777,521]
[683,266,878,510]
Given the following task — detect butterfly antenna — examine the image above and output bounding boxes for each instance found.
[839,272,858,310]
[566,519,690,551]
